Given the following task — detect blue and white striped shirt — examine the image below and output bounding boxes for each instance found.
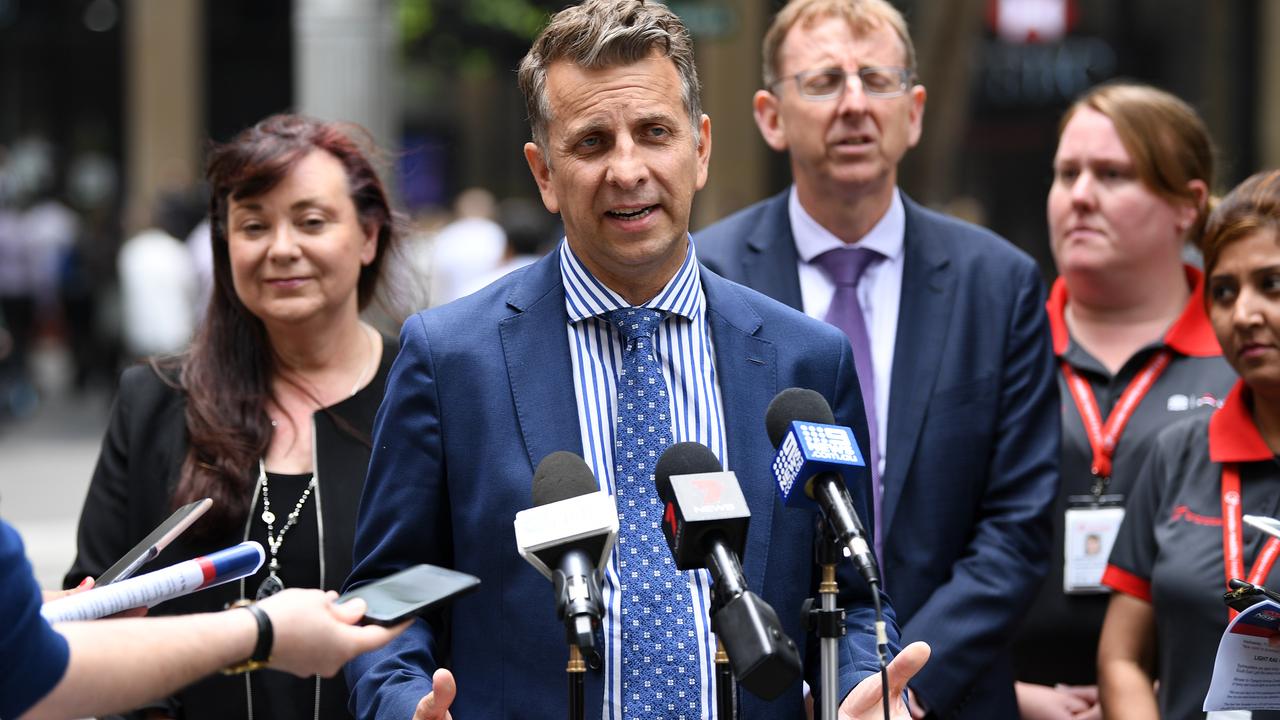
[560,239,728,720]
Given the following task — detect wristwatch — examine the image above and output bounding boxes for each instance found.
[221,599,273,674]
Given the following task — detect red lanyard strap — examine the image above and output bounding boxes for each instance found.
[1062,350,1173,483]
[1222,463,1280,619]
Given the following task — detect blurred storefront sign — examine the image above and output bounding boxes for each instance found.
[987,0,1076,44]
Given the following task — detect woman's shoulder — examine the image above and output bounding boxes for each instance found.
[114,360,187,417]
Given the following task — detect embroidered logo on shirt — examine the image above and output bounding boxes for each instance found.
[1170,504,1223,527]
[1166,393,1223,412]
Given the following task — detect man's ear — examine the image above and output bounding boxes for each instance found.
[524,141,559,214]
[753,89,789,152]
[905,84,927,149]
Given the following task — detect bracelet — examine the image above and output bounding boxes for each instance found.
[221,599,273,675]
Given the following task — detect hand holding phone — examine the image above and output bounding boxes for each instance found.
[339,564,481,626]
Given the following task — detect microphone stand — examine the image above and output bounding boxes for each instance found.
[567,645,585,720]
[804,516,846,720]
[715,637,737,719]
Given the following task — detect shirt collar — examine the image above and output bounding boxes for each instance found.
[1210,380,1274,463]
[789,185,905,263]
[1046,265,1222,358]
[559,238,704,324]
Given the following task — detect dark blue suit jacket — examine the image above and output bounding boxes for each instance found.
[344,249,899,719]
[696,191,1059,718]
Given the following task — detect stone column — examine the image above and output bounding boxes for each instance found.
[293,0,398,151]
[124,0,202,233]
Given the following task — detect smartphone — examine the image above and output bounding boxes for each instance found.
[338,564,481,626]
[96,498,213,585]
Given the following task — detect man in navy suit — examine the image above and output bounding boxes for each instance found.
[344,2,929,718]
[696,1,1058,717]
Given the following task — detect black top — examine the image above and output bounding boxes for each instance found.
[1105,383,1280,720]
[65,339,396,720]
[1013,272,1235,685]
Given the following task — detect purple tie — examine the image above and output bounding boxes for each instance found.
[813,246,884,562]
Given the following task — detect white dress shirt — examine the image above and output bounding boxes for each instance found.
[790,186,905,478]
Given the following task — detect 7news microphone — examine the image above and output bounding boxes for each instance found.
[513,451,618,668]
[766,387,880,588]
[654,441,803,701]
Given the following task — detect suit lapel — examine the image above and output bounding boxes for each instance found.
[499,253,585,471]
[702,269,777,591]
[881,199,956,535]
[741,191,805,311]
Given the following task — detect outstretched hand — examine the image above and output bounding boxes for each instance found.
[839,641,931,720]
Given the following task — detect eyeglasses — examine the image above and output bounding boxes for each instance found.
[772,66,915,100]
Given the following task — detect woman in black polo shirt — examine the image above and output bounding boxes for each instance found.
[1014,82,1235,720]
[1100,170,1280,719]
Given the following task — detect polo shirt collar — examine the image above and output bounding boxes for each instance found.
[1047,265,1222,358]
[559,238,703,323]
[1210,380,1274,463]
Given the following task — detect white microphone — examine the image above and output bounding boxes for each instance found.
[514,451,617,666]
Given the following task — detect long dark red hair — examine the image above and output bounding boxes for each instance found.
[170,114,398,536]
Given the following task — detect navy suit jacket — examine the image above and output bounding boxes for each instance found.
[696,191,1059,718]
[344,249,899,719]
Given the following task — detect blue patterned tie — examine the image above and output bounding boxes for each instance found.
[605,307,700,718]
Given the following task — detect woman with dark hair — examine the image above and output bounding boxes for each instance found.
[1013,82,1236,720]
[65,114,403,720]
[1099,169,1280,719]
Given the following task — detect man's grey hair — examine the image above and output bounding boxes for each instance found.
[517,0,703,153]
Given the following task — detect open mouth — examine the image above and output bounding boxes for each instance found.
[606,205,658,220]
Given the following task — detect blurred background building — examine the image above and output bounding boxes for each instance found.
[1,0,1278,585]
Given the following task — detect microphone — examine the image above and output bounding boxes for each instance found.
[514,451,617,667]
[655,441,802,701]
[766,387,880,587]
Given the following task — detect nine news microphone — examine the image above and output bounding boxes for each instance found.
[514,451,618,667]
[766,387,881,587]
[655,441,803,700]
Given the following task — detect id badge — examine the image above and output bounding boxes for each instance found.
[1064,495,1125,594]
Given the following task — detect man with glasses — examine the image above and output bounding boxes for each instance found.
[696,1,1058,717]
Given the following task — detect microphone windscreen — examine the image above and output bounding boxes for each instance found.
[532,451,599,507]
[654,441,722,502]
[765,388,836,446]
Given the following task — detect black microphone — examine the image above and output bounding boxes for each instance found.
[514,451,617,667]
[766,388,880,587]
[655,441,803,701]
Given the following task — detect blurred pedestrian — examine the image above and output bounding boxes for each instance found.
[1012,82,1236,720]
[1097,169,1280,720]
[426,186,505,306]
[118,197,199,359]
[65,113,403,720]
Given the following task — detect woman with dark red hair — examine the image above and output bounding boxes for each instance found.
[65,114,404,720]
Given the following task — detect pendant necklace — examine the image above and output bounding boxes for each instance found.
[255,458,317,600]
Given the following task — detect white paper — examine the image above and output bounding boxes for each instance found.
[1205,598,1280,711]
[41,541,264,623]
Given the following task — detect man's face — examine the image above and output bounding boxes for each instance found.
[754,17,924,201]
[524,52,711,301]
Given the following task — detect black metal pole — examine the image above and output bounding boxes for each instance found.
[567,644,585,720]
[716,638,737,719]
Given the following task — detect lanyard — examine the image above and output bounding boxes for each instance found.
[1062,350,1172,492]
[1222,463,1280,619]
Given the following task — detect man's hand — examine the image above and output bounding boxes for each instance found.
[1015,681,1100,720]
[839,642,931,719]
[412,669,456,720]
[256,589,409,678]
